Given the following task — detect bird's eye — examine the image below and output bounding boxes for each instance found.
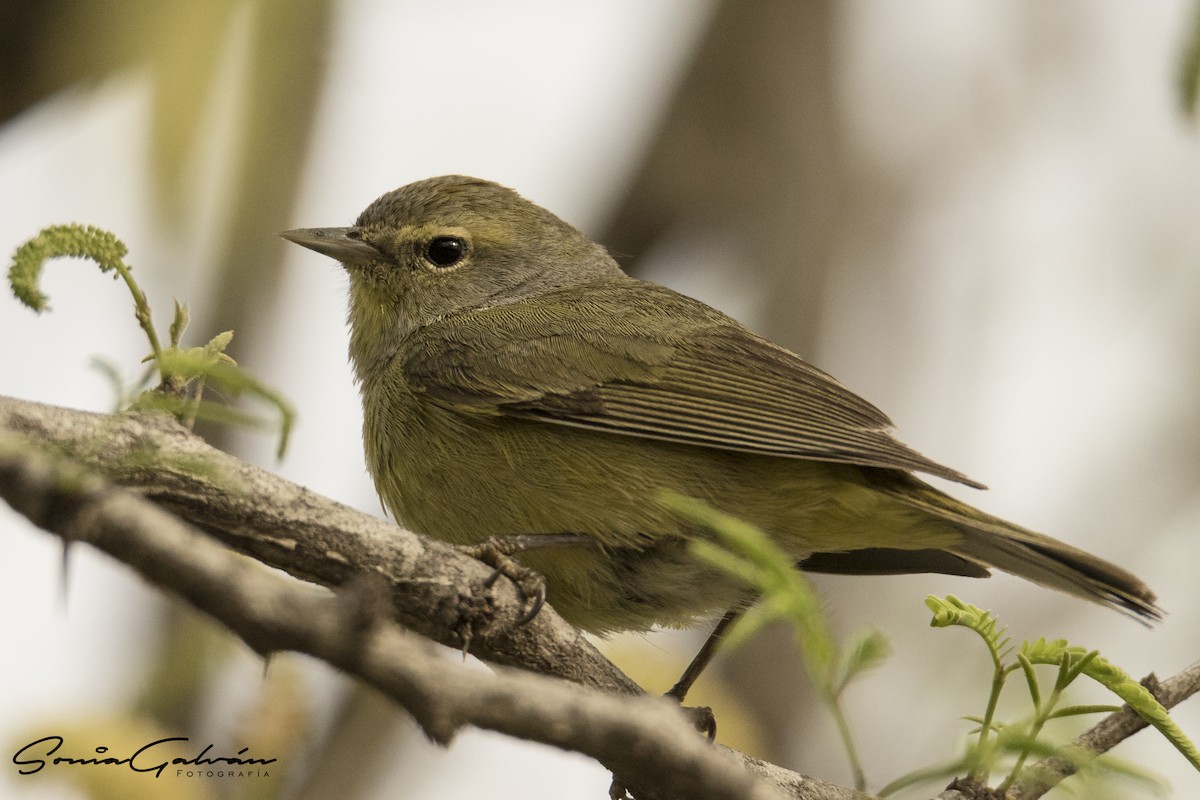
[425,236,467,267]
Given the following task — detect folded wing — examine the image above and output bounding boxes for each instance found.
[402,280,984,488]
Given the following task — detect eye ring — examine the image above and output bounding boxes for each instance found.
[424,236,468,268]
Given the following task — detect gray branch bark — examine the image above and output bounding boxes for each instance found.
[0,394,635,693]
[0,395,862,800]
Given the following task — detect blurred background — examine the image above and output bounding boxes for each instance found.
[2,1,1199,798]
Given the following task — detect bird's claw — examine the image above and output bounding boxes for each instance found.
[682,705,717,741]
[664,683,718,740]
[463,538,547,625]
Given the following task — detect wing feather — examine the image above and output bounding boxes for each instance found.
[402,281,984,488]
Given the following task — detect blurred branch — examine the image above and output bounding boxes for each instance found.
[2,394,1196,800]
[185,0,334,363]
[599,0,843,354]
[1179,0,1200,117]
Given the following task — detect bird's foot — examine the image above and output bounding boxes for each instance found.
[680,704,717,740]
[459,537,547,625]
[460,532,595,624]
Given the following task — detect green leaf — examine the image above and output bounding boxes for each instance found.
[833,629,891,696]
[719,602,778,652]
[1063,649,1102,688]
[1046,704,1122,720]
[169,300,190,347]
[877,756,972,797]
[1017,652,1042,711]
[203,329,234,359]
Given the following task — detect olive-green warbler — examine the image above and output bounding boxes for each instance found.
[282,175,1158,657]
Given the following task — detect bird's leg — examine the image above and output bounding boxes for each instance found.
[663,606,746,740]
[460,533,595,624]
[666,607,744,703]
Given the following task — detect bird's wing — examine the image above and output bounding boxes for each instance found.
[402,281,984,488]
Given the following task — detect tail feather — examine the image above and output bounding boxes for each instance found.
[873,475,1162,622]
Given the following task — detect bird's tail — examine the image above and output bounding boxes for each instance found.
[874,475,1162,622]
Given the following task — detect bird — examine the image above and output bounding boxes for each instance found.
[281,175,1159,701]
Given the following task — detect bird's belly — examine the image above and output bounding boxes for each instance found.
[363,397,954,633]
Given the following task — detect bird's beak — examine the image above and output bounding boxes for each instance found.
[279,227,383,265]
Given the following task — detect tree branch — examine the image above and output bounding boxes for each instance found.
[0,395,865,800]
[0,432,792,799]
[2,394,1195,800]
[0,394,635,694]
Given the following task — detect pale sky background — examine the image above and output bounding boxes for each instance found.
[2,2,1199,799]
